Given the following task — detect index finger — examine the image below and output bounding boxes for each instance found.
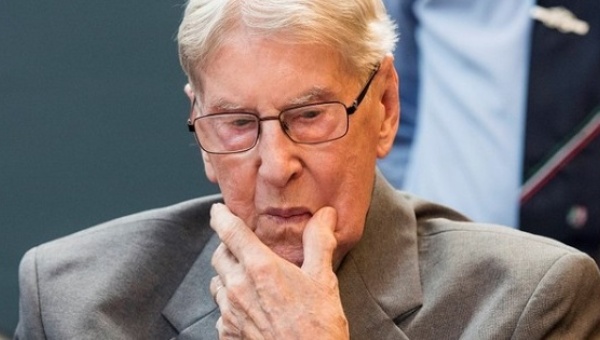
[210,203,270,264]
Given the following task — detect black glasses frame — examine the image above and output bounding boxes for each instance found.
[187,64,380,153]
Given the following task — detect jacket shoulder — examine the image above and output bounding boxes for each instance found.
[404,194,600,338]
[16,195,222,338]
[420,219,600,337]
[36,194,221,255]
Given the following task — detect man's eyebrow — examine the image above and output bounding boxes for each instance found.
[204,98,245,112]
[203,86,340,113]
[288,87,339,106]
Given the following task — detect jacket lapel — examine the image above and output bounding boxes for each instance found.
[162,173,423,339]
[163,234,221,339]
[337,172,423,339]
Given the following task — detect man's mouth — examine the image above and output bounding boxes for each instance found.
[262,207,312,223]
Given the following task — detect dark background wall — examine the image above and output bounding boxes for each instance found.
[0,0,219,334]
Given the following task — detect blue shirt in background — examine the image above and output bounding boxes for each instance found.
[378,0,534,227]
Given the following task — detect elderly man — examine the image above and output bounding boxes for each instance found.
[15,0,600,339]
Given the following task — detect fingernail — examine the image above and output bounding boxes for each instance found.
[211,203,224,212]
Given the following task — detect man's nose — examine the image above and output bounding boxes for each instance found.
[255,121,303,187]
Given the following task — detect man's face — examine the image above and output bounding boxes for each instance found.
[188,31,398,266]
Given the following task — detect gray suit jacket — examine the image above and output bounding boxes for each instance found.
[15,174,600,339]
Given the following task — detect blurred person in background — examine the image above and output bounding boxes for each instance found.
[379,0,600,262]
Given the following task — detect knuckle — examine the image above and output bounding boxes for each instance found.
[220,312,237,330]
[247,258,272,280]
[224,279,245,307]
[211,243,228,267]
[324,231,338,250]
[213,213,247,244]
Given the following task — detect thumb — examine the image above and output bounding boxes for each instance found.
[301,206,338,279]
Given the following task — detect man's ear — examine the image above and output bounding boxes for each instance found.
[375,54,400,158]
[184,83,195,102]
[184,83,218,184]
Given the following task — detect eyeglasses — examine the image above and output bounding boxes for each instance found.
[187,65,379,154]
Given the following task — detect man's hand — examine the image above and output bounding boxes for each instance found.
[209,203,349,339]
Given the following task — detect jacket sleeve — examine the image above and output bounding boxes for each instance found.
[513,252,600,339]
[14,247,46,340]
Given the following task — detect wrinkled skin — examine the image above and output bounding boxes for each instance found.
[185,30,399,339]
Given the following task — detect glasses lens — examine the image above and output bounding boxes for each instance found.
[194,113,259,153]
[281,103,348,144]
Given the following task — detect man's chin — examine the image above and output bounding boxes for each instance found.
[271,246,304,267]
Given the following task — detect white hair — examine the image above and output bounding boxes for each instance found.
[177,0,397,83]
